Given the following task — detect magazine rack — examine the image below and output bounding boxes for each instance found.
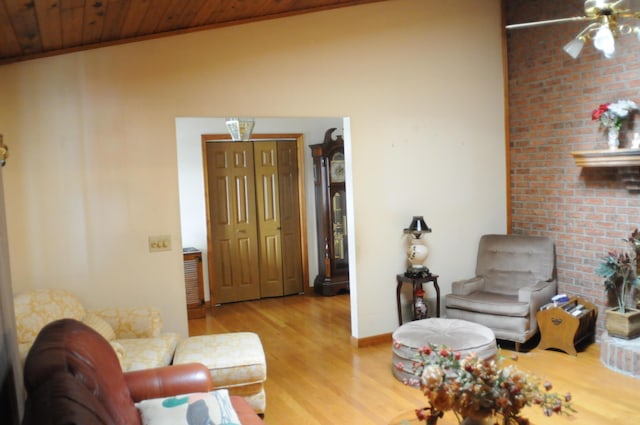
[536,296,597,356]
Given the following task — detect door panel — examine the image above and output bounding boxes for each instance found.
[253,142,284,298]
[214,239,233,289]
[278,141,304,295]
[206,142,260,303]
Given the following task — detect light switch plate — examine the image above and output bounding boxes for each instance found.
[149,235,171,252]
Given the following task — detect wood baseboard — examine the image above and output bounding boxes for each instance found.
[350,332,392,347]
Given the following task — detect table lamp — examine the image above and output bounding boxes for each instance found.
[403,216,432,277]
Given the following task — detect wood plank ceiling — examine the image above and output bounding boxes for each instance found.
[0,0,386,65]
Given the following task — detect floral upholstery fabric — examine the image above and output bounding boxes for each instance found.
[14,289,86,343]
[118,333,180,371]
[173,333,267,413]
[18,343,31,362]
[110,340,127,369]
[223,383,265,411]
[92,307,163,338]
[82,312,116,341]
[14,288,178,372]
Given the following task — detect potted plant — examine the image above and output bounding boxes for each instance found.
[595,230,640,339]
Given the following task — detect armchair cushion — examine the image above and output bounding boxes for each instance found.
[482,270,541,296]
[118,333,181,371]
[93,307,163,338]
[475,234,555,294]
[446,292,529,316]
[82,311,116,341]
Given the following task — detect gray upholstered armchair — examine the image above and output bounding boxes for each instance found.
[445,234,556,351]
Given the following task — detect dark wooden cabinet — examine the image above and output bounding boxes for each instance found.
[183,248,206,319]
[310,128,349,296]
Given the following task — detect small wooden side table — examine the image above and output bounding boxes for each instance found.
[396,273,440,325]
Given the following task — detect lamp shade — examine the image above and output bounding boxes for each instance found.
[563,37,585,59]
[404,216,432,237]
[594,24,615,58]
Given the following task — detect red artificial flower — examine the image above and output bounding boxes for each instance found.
[592,103,610,121]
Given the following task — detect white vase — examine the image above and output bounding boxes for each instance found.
[407,237,429,270]
[632,132,640,149]
[608,127,620,150]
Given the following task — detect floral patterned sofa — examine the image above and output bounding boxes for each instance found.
[14,288,180,372]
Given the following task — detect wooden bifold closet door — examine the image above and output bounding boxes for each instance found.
[205,140,303,304]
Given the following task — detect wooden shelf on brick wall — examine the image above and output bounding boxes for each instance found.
[572,149,640,191]
[572,148,640,167]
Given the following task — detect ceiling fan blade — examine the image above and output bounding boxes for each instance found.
[506,16,594,30]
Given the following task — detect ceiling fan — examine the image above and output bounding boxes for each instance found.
[506,0,640,59]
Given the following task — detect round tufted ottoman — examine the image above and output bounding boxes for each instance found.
[392,318,497,384]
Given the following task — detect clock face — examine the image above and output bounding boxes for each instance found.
[330,153,345,183]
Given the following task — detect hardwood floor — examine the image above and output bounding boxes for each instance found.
[188,294,640,425]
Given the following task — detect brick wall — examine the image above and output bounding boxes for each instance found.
[506,0,640,337]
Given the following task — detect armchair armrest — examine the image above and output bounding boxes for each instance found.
[91,307,163,338]
[519,279,558,322]
[451,276,486,296]
[518,279,556,303]
[125,363,214,402]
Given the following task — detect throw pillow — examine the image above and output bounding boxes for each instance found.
[135,389,241,425]
[82,312,116,341]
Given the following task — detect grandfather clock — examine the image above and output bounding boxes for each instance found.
[310,128,349,296]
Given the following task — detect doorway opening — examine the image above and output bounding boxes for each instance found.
[175,117,357,338]
[202,134,307,304]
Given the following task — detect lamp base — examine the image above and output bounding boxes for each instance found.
[405,266,431,278]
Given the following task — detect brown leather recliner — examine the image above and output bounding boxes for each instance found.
[22,318,263,425]
[445,234,557,351]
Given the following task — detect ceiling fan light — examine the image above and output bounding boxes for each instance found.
[225,117,255,141]
[563,38,585,58]
[593,24,616,57]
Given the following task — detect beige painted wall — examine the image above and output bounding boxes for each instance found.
[0,0,506,338]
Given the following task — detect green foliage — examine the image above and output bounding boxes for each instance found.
[595,230,640,313]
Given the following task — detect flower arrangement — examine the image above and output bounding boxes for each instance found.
[395,344,574,425]
[592,100,638,130]
[595,229,640,313]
